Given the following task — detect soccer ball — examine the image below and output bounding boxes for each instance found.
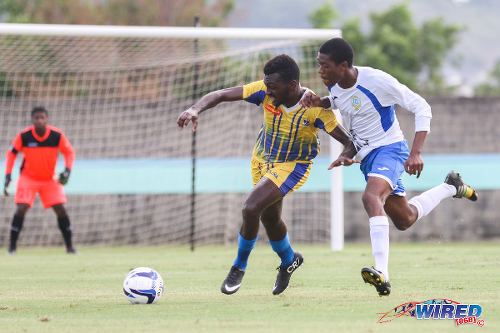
[123,267,164,304]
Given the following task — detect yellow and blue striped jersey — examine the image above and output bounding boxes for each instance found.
[243,80,338,164]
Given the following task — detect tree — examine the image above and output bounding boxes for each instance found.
[308,1,337,29]
[417,17,461,94]
[308,2,462,95]
[0,0,234,27]
[0,0,235,99]
[475,60,500,96]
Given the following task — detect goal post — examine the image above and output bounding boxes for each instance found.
[0,24,344,249]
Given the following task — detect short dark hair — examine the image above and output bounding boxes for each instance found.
[31,106,48,117]
[263,54,300,82]
[319,38,354,67]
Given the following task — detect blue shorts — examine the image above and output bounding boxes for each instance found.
[360,140,410,196]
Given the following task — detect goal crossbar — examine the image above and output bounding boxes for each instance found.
[0,23,341,40]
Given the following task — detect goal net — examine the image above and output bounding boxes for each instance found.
[0,24,342,247]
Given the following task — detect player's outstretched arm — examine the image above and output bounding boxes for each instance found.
[300,91,331,109]
[177,86,244,132]
[327,125,360,169]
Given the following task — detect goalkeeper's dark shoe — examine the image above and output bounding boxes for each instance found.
[66,247,77,254]
[361,267,391,296]
[221,265,245,295]
[272,252,304,295]
[445,171,478,201]
[7,247,16,255]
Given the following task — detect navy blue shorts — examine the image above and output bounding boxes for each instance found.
[360,140,410,196]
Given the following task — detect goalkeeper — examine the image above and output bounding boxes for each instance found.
[178,55,357,295]
[4,107,76,254]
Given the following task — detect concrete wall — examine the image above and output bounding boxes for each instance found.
[1,97,499,246]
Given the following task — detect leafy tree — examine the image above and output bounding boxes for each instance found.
[308,2,462,95]
[0,0,235,99]
[0,0,234,27]
[475,60,500,96]
[417,17,461,94]
[308,1,337,29]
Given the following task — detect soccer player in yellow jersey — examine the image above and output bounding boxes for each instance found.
[177,54,357,295]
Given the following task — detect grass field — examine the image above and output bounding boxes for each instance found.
[1,243,499,333]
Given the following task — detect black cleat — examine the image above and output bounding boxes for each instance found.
[445,170,478,201]
[272,252,304,295]
[221,265,245,295]
[361,267,391,296]
[7,247,16,255]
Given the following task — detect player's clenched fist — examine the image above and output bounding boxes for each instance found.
[177,108,199,132]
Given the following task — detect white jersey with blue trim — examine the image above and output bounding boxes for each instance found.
[327,66,432,160]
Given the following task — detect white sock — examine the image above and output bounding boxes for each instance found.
[408,183,456,221]
[369,216,389,281]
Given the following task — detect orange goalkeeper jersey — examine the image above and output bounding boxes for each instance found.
[5,126,75,180]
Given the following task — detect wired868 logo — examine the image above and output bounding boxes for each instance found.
[377,298,485,327]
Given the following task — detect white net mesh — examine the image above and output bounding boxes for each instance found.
[0,27,341,247]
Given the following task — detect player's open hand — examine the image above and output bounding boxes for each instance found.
[299,91,321,109]
[328,156,360,169]
[404,152,424,178]
[177,108,199,132]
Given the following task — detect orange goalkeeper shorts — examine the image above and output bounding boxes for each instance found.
[15,174,67,208]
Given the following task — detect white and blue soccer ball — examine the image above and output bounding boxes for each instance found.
[123,267,164,304]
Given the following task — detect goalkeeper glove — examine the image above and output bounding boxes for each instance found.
[4,174,11,196]
[58,168,71,185]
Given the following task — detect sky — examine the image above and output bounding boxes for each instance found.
[227,0,500,96]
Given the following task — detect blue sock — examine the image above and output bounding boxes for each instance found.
[269,233,295,267]
[233,233,258,270]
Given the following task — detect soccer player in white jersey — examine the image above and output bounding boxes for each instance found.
[301,38,478,296]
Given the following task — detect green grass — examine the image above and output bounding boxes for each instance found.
[1,243,499,333]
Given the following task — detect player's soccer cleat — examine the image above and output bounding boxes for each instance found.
[361,267,391,296]
[221,265,245,295]
[445,170,478,201]
[272,252,304,295]
[7,247,16,255]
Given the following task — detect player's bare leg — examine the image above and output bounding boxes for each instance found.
[240,178,283,240]
[260,199,286,241]
[384,196,419,231]
[221,178,304,295]
[8,203,29,254]
[259,191,304,295]
[361,177,392,296]
[221,178,282,295]
[362,171,478,296]
[52,204,76,254]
